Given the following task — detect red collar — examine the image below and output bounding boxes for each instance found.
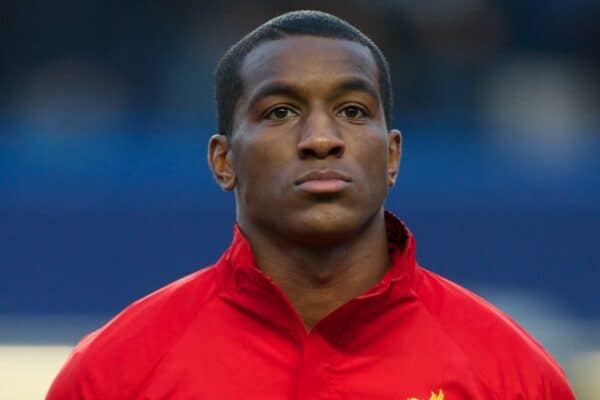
[215,210,419,336]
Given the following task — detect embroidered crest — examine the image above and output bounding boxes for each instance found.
[407,389,444,400]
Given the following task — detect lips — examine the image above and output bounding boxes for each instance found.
[294,169,352,194]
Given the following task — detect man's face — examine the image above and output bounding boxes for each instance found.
[212,36,400,245]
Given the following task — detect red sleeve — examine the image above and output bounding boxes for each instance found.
[46,334,101,399]
[537,362,576,400]
[46,268,217,399]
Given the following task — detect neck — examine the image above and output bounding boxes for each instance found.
[239,210,390,331]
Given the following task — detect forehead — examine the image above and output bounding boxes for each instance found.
[239,36,379,97]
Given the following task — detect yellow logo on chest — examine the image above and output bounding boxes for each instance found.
[407,389,444,400]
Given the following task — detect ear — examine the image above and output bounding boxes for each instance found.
[208,134,236,191]
[387,129,402,187]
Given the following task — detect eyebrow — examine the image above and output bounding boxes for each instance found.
[329,78,380,104]
[246,82,304,110]
[246,77,381,110]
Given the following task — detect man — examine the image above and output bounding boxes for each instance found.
[47,10,575,399]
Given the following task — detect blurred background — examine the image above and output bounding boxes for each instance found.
[1,0,599,398]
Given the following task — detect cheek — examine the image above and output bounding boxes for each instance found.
[352,134,390,188]
[233,134,296,201]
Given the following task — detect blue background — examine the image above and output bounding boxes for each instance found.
[1,0,598,319]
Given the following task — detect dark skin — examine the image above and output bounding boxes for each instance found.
[209,36,401,330]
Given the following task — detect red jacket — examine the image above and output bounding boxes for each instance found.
[47,212,574,399]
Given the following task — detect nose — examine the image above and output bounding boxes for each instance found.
[297,110,345,159]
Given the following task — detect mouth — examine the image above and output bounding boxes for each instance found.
[294,169,352,194]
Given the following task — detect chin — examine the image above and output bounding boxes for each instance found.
[284,204,375,246]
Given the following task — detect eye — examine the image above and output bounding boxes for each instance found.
[265,106,298,120]
[337,105,367,120]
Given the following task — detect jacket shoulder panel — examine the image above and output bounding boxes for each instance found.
[46,265,220,400]
[415,267,574,399]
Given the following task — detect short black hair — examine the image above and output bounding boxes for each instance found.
[214,10,393,136]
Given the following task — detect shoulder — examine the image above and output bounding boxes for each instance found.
[415,266,575,399]
[46,266,220,400]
